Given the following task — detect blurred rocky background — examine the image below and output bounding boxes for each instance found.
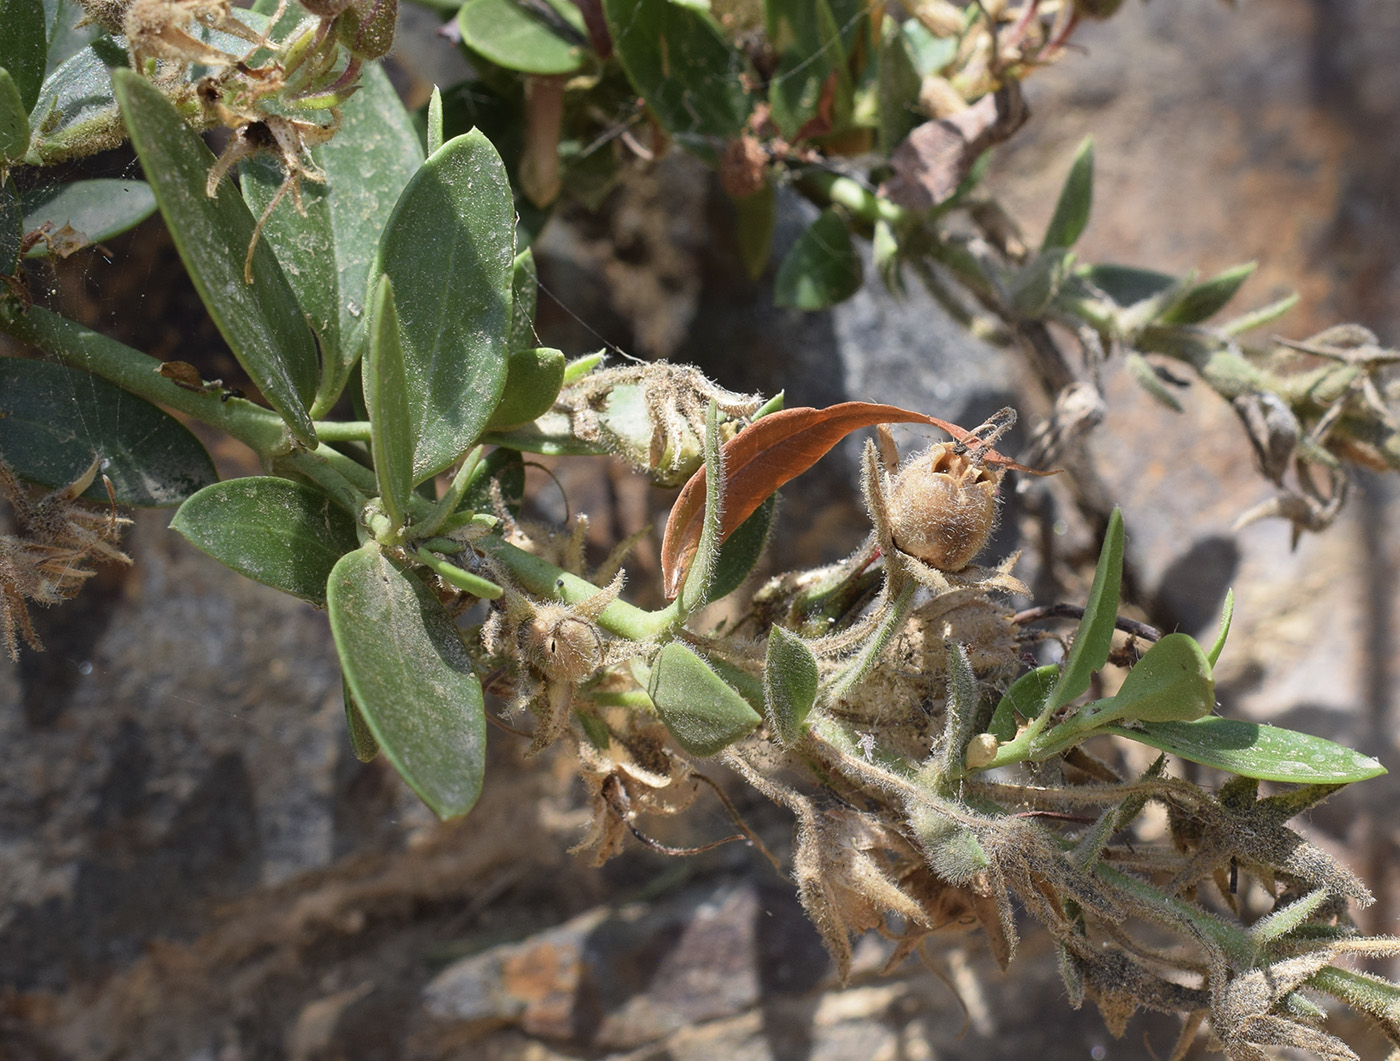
[3,0,1399,1057]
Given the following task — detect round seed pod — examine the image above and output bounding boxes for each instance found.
[887,442,1001,571]
[522,605,604,684]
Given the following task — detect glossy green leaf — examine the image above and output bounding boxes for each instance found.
[0,69,30,162]
[1042,136,1093,251]
[732,180,775,281]
[1,0,47,113]
[1105,717,1386,784]
[113,69,319,445]
[371,129,515,482]
[764,624,819,745]
[24,34,123,167]
[1045,508,1124,714]
[508,247,537,351]
[344,688,381,762]
[774,208,862,310]
[170,477,360,605]
[648,641,762,756]
[20,178,157,256]
[486,347,565,430]
[1159,261,1256,325]
[603,0,752,151]
[458,0,586,74]
[0,357,216,505]
[243,62,424,412]
[328,545,487,818]
[365,274,413,530]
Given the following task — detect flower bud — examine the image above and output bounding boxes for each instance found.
[887,442,1001,570]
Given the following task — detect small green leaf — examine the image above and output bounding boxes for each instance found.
[20,178,158,255]
[0,68,31,162]
[458,0,586,74]
[1159,261,1257,325]
[1105,717,1386,784]
[1046,508,1124,714]
[648,641,762,756]
[908,803,988,884]
[705,494,774,603]
[0,0,47,113]
[328,545,487,818]
[1075,262,1177,308]
[24,37,123,168]
[365,274,413,530]
[936,642,980,780]
[764,624,819,744]
[113,69,319,445]
[485,347,565,430]
[1011,247,1075,317]
[509,247,537,351]
[171,477,360,605]
[1103,632,1214,723]
[1042,136,1093,251]
[1208,589,1233,667]
[603,0,752,151]
[426,85,444,156]
[1309,967,1400,1040]
[414,547,503,599]
[371,129,515,481]
[767,0,855,140]
[1221,292,1299,337]
[988,663,1060,740]
[1249,889,1329,944]
[1123,349,1184,412]
[774,208,862,310]
[732,180,775,281]
[344,688,381,762]
[0,357,216,506]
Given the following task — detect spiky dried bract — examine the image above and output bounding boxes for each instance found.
[0,456,132,660]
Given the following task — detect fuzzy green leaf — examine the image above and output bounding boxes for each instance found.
[1159,261,1257,325]
[603,0,752,151]
[113,69,318,445]
[328,545,487,818]
[24,36,124,167]
[1076,263,1177,308]
[0,357,216,506]
[678,401,726,614]
[1105,717,1386,784]
[458,0,586,74]
[371,129,515,481]
[508,248,538,352]
[648,641,762,756]
[764,624,819,745]
[0,0,46,114]
[20,178,157,256]
[774,208,862,310]
[705,494,774,604]
[1308,967,1400,1042]
[486,347,565,431]
[171,477,360,605]
[908,803,988,885]
[0,69,30,162]
[365,274,413,530]
[1042,136,1093,251]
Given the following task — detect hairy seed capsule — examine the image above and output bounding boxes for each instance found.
[887,442,1001,570]
[522,605,604,684]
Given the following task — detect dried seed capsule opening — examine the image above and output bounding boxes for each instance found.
[887,443,1002,571]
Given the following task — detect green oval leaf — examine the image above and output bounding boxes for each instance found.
[705,493,774,604]
[1159,261,1257,325]
[0,0,47,114]
[1102,632,1214,724]
[328,545,487,818]
[458,0,586,74]
[25,37,124,167]
[774,208,862,310]
[112,68,319,446]
[365,274,413,529]
[170,477,360,605]
[648,641,762,756]
[241,62,424,411]
[1042,135,1093,251]
[0,68,30,162]
[0,357,216,505]
[20,178,158,256]
[1105,717,1386,784]
[486,347,565,430]
[764,624,819,745]
[988,663,1060,740]
[603,0,752,150]
[371,129,515,481]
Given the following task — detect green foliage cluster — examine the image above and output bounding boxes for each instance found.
[3,0,1400,1056]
